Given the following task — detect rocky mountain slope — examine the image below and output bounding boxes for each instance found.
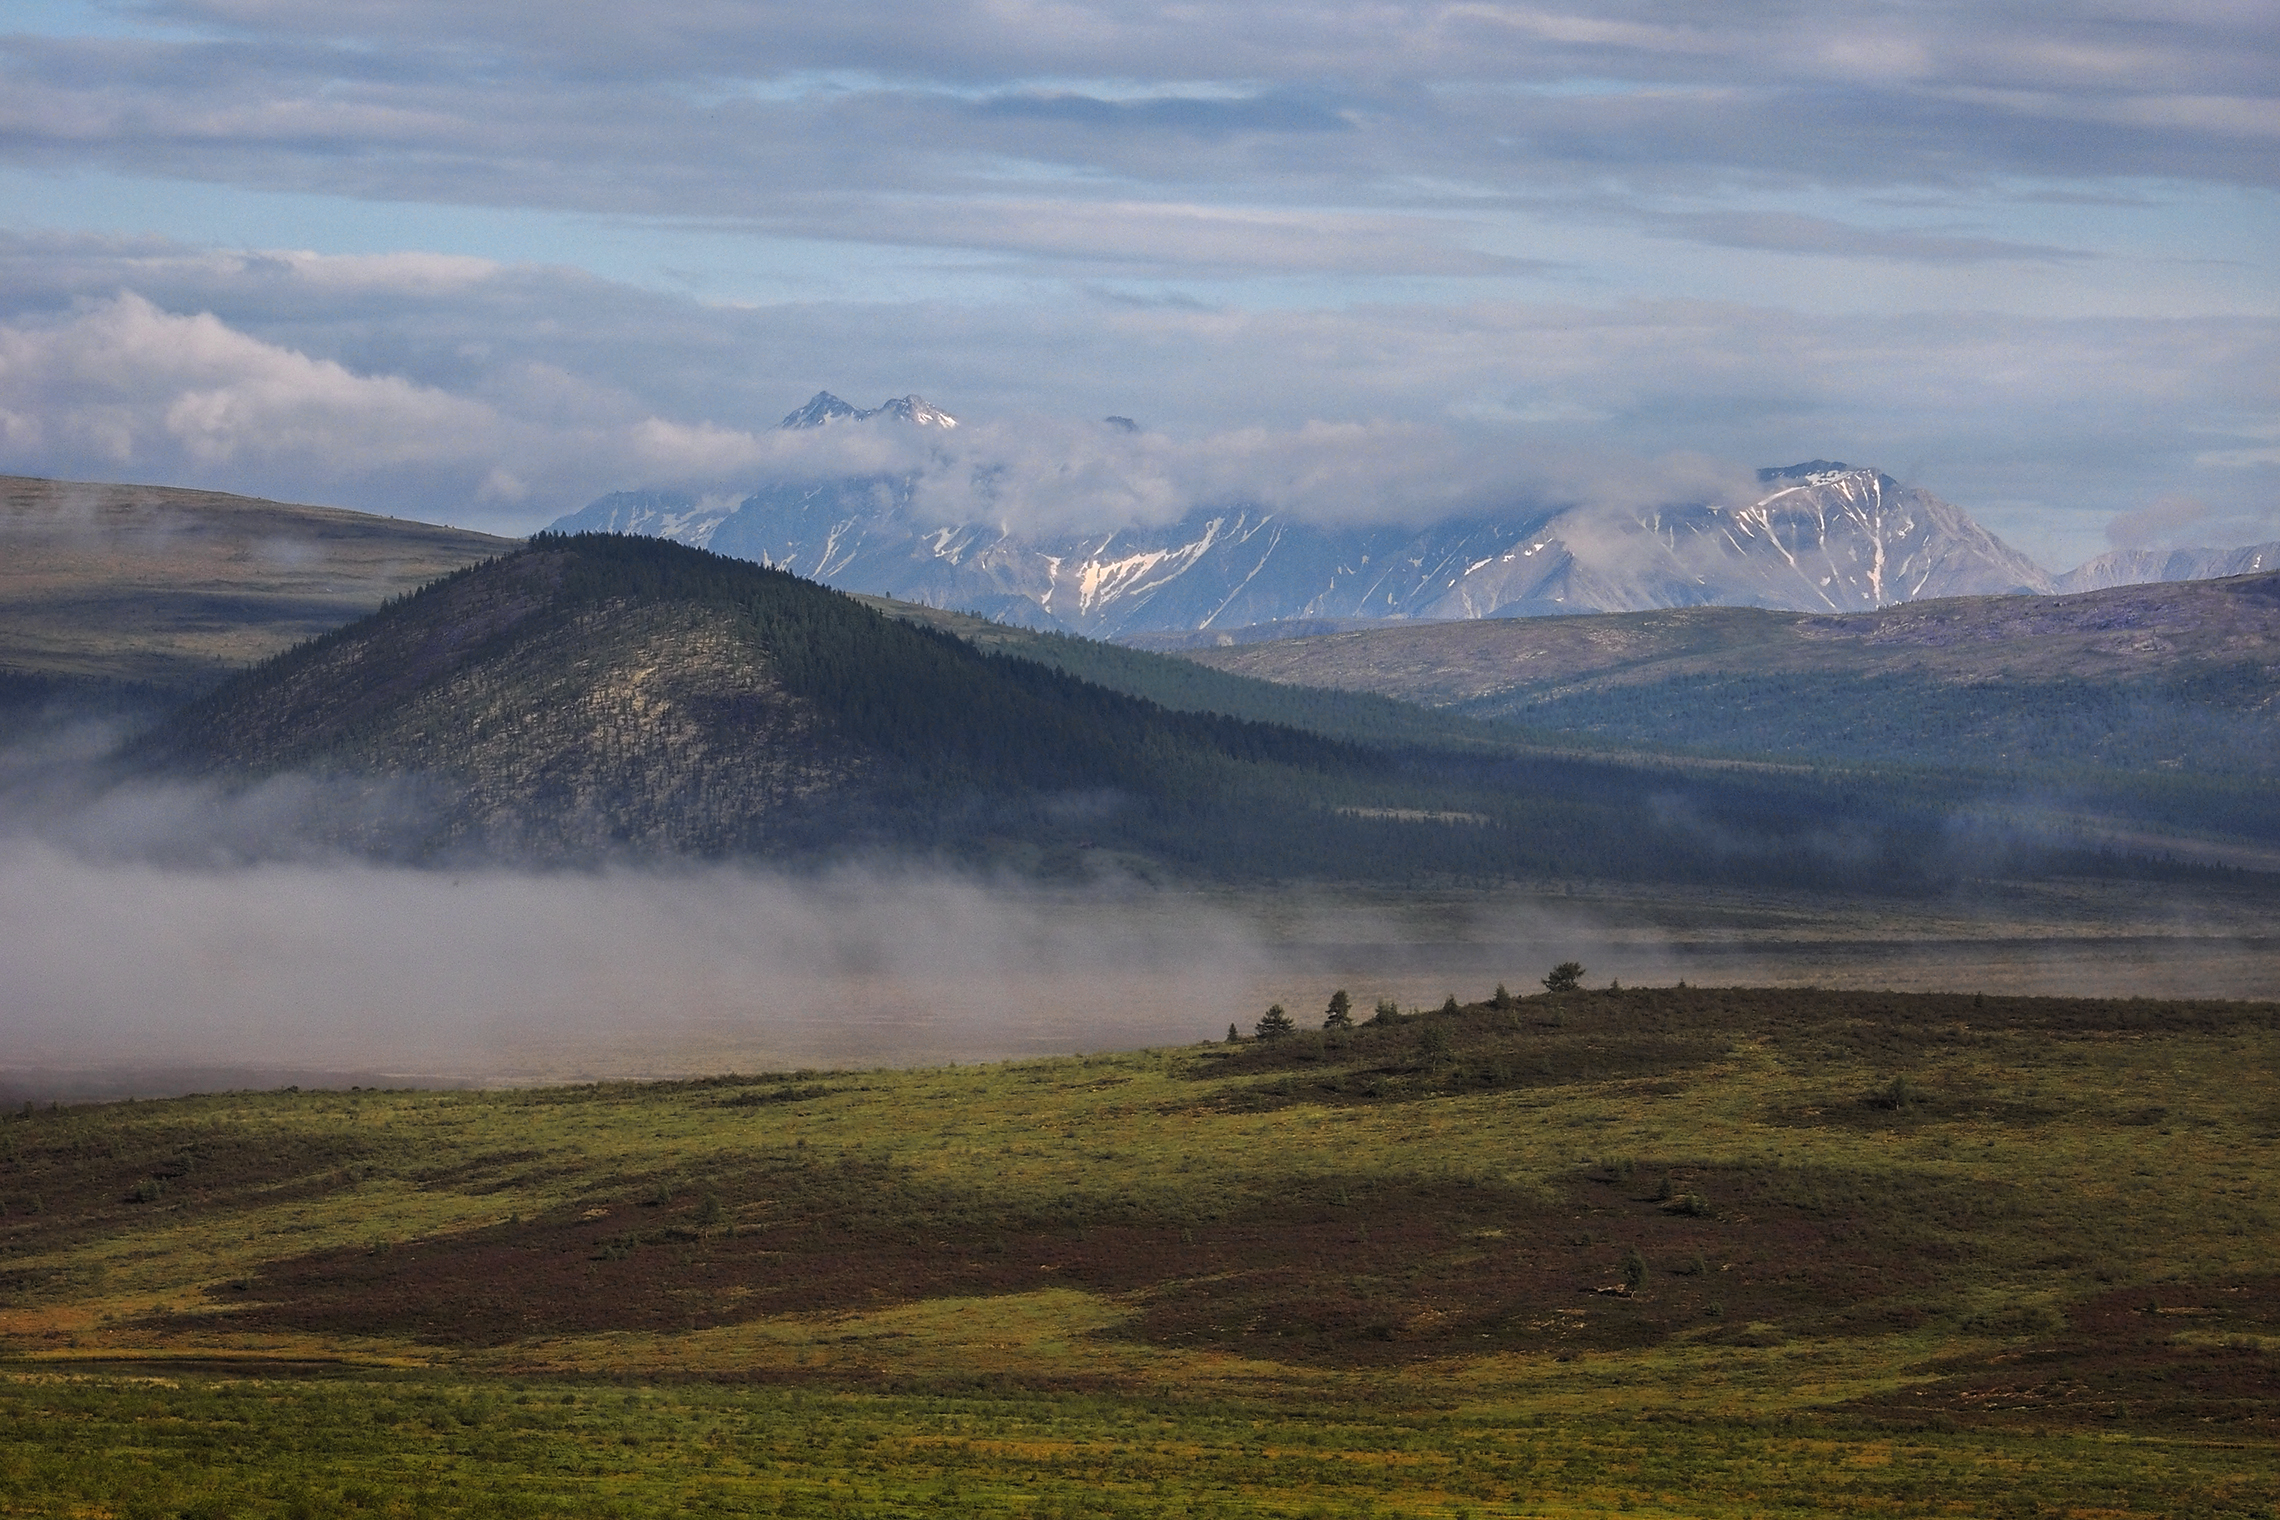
[555,427,2058,635]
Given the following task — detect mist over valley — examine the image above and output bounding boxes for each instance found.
[2,477,2274,1099]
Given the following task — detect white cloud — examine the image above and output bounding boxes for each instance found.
[0,236,2271,569]
[0,293,501,472]
[2105,493,2209,548]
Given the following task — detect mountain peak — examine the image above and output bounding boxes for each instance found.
[781,392,864,429]
[1757,460,1855,483]
[873,395,958,429]
[780,392,958,430]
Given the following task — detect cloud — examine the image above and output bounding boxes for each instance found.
[0,720,1570,1079]
[0,233,2272,566]
[1635,210,2089,265]
[892,417,1763,534]
[0,837,1299,1076]
[0,704,1654,1083]
[972,89,1354,138]
[747,196,1554,277]
[2105,493,2211,548]
[1,2,2274,245]
[0,292,502,472]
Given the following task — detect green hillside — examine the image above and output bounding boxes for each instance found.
[3,984,2276,1516]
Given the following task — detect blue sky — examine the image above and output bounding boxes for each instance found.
[0,0,2273,566]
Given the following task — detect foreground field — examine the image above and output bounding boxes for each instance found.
[3,985,2277,1517]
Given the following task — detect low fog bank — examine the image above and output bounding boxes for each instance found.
[0,839,1300,1080]
[5,722,2276,1102]
[7,830,2275,1101]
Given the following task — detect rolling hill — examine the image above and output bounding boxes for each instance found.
[145,533,1384,868]
[1174,570,2280,783]
[0,473,514,701]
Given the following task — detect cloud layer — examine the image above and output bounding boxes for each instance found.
[8,1,2275,218]
[0,235,2272,561]
[0,3,2272,564]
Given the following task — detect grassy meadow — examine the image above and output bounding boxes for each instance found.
[3,983,2277,1517]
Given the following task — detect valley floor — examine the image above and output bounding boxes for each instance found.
[3,980,2277,1516]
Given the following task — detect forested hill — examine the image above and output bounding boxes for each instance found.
[148,534,1382,868]
[142,535,2248,887]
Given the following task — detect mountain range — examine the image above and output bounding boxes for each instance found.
[549,396,2277,637]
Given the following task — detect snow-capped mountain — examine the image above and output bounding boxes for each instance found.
[548,402,2129,635]
[779,391,958,430]
[1366,463,2054,622]
[2054,541,2280,594]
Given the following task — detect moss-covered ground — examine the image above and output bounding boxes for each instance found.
[4,985,2276,1516]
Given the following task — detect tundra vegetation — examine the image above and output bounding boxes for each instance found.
[3,983,2277,1517]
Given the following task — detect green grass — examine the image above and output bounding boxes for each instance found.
[4,986,2278,1516]
[7,1373,2270,1518]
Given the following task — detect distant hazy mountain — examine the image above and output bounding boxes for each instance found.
[1174,568,2280,790]
[777,391,960,431]
[2054,541,2280,593]
[549,399,2245,634]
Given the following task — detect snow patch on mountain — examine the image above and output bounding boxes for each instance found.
[780,392,958,430]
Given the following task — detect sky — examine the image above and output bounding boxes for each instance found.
[0,0,2274,568]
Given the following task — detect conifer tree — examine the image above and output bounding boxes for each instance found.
[1255,1004,1296,1040]
[1323,989,1353,1030]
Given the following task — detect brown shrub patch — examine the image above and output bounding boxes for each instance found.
[177,1152,2016,1369]
[1845,1277,2280,1433]
[1191,987,2278,1113]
